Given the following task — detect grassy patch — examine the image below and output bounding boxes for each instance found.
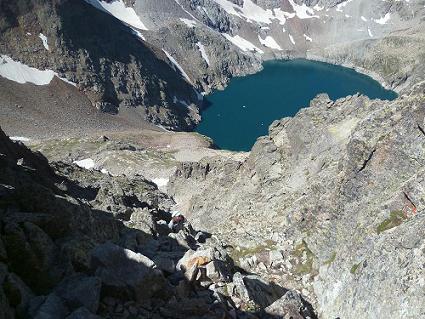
[230,240,277,263]
[350,262,361,274]
[376,210,407,234]
[323,251,337,266]
[292,240,315,275]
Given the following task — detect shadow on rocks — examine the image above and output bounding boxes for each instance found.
[0,127,315,319]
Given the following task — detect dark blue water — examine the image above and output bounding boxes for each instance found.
[196,59,397,151]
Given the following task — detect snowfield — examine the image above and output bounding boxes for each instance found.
[162,49,192,83]
[39,33,50,50]
[196,42,210,66]
[0,55,75,86]
[222,34,264,54]
[258,35,282,50]
[84,0,148,30]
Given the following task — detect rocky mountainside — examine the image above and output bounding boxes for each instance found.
[1,0,424,137]
[0,127,320,318]
[169,81,425,318]
[1,1,425,318]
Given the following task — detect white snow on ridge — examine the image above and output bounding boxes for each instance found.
[336,0,353,12]
[73,158,95,170]
[130,27,146,41]
[258,35,282,50]
[288,0,318,19]
[374,13,391,25]
[222,34,264,54]
[196,42,210,66]
[0,55,75,86]
[10,136,31,142]
[289,34,296,45]
[162,50,192,83]
[84,0,148,30]
[39,33,49,51]
[212,0,318,26]
[180,18,197,28]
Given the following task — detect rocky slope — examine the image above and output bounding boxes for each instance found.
[0,127,318,318]
[1,0,424,137]
[168,81,425,318]
[1,1,425,318]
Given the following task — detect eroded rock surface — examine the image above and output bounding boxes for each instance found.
[169,83,425,318]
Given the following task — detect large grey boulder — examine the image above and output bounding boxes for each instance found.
[90,242,167,301]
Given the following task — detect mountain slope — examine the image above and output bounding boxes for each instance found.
[169,82,425,318]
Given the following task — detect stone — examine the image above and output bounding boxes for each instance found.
[205,260,232,283]
[54,274,101,313]
[34,293,68,319]
[264,290,311,319]
[66,307,102,319]
[90,242,167,301]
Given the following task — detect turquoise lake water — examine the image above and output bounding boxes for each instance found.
[196,59,397,151]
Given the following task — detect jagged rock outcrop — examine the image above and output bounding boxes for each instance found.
[169,81,425,318]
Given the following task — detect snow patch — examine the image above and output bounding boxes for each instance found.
[0,55,75,86]
[222,34,264,53]
[258,35,282,50]
[196,42,210,66]
[131,27,146,41]
[173,96,192,108]
[39,33,49,51]
[374,13,391,25]
[84,0,148,30]
[73,158,95,170]
[152,178,169,188]
[289,34,295,45]
[162,50,192,83]
[10,136,30,142]
[303,34,313,42]
[336,0,353,12]
[180,18,196,28]
[288,0,319,19]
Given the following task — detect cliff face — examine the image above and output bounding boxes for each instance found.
[0,0,203,130]
[169,82,425,318]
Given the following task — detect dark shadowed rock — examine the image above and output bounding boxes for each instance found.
[90,242,167,301]
[54,274,101,314]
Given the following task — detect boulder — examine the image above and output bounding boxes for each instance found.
[54,274,101,313]
[205,260,232,283]
[3,272,34,317]
[264,290,312,319]
[66,307,102,319]
[33,293,68,319]
[90,242,167,301]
